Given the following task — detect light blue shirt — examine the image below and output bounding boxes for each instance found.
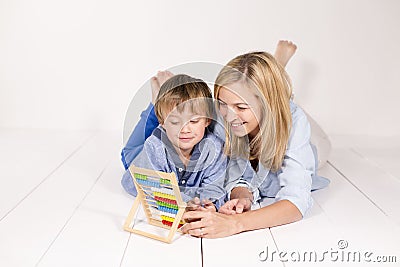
[224,102,329,216]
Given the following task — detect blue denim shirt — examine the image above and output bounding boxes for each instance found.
[121,124,227,209]
[121,102,329,216]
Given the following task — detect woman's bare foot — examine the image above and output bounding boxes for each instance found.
[274,40,297,68]
[150,70,174,104]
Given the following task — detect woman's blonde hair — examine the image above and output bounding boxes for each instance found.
[155,74,213,124]
[214,52,292,172]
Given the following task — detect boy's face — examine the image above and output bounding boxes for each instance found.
[161,105,210,157]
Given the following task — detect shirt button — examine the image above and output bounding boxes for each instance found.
[178,168,183,172]
[181,180,186,185]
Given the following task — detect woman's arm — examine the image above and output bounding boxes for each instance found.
[235,199,302,231]
[182,199,302,238]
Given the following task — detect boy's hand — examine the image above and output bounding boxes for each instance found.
[185,197,216,223]
[150,70,174,104]
[201,199,217,212]
[185,197,202,223]
[186,197,202,212]
[186,197,216,211]
[219,198,252,215]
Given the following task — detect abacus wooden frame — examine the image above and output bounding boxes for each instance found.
[123,165,187,243]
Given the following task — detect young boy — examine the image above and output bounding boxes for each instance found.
[121,74,227,209]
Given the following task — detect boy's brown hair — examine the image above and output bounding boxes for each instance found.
[154,74,214,124]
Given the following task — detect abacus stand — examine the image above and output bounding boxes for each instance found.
[123,165,187,244]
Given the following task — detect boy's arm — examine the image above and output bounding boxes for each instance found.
[121,103,159,169]
[121,135,168,195]
[196,151,227,210]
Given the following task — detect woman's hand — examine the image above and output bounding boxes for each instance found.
[181,209,243,238]
[150,70,174,104]
[219,198,252,214]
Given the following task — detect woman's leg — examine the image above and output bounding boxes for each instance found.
[274,40,297,68]
[306,112,332,169]
[274,40,331,168]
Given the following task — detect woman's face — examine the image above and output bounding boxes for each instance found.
[217,82,262,138]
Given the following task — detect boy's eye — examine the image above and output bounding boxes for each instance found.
[236,106,249,111]
[190,116,203,123]
[170,121,179,125]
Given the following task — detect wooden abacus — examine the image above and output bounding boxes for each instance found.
[123,165,187,243]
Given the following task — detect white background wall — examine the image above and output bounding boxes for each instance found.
[1,0,399,136]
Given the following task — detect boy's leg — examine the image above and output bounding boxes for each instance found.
[150,71,174,104]
[121,170,138,196]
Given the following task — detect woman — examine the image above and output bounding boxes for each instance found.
[182,49,332,238]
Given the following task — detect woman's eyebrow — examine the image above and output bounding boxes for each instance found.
[217,98,250,106]
[235,103,250,106]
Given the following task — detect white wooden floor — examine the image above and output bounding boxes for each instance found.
[0,130,399,267]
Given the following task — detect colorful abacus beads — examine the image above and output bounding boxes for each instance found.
[134,173,147,180]
[153,193,176,207]
[156,200,178,210]
[159,210,177,218]
[158,206,178,214]
[134,171,185,229]
[154,196,177,205]
[161,215,185,225]
[160,178,171,185]
[161,219,184,228]
[161,215,174,223]
[152,187,175,197]
[136,179,160,188]
[134,173,174,189]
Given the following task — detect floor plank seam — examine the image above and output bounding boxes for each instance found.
[311,199,329,219]
[327,161,389,217]
[268,228,287,267]
[34,158,111,266]
[310,197,341,232]
[350,147,400,182]
[119,234,132,267]
[0,134,96,223]
[200,237,204,267]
